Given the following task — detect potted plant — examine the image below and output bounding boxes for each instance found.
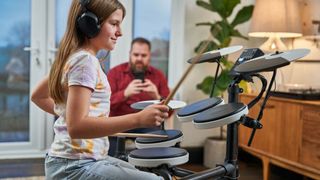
[194,0,254,168]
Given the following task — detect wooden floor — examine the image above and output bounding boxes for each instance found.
[0,158,44,179]
[0,150,313,180]
[178,149,311,180]
[178,150,311,180]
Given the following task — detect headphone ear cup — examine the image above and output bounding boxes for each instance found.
[77,11,101,38]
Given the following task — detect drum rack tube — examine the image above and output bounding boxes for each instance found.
[181,78,242,180]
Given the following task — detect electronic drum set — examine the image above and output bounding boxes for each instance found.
[115,46,310,180]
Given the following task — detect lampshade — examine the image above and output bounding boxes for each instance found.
[249,0,302,51]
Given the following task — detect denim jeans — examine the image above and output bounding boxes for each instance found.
[45,155,163,180]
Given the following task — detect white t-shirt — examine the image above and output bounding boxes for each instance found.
[49,50,111,160]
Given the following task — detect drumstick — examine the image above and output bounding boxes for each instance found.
[111,132,168,138]
[163,38,212,105]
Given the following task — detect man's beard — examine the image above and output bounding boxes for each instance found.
[130,62,146,82]
[130,61,147,73]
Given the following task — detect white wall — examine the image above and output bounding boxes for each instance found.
[290,38,320,87]
[169,0,256,147]
[110,0,133,68]
[177,0,224,147]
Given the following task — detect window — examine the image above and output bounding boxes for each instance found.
[0,0,53,158]
[55,0,72,44]
[0,0,31,143]
[0,0,173,158]
[133,0,171,76]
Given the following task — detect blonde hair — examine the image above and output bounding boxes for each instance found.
[49,0,125,104]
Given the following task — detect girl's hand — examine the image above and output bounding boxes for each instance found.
[136,104,169,127]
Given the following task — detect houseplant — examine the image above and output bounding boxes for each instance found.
[194,0,254,168]
[195,0,254,97]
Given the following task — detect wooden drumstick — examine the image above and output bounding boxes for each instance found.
[112,132,168,138]
[163,38,212,105]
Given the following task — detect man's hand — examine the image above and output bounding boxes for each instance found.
[124,79,144,98]
[142,79,161,100]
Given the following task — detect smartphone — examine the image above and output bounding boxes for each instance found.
[133,71,145,83]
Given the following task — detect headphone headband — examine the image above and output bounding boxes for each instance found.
[79,0,90,7]
[77,0,100,38]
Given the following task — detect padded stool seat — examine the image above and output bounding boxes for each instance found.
[135,130,183,149]
[128,147,189,167]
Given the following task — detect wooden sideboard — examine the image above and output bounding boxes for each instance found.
[239,94,320,180]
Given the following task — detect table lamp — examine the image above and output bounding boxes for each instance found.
[249,0,302,52]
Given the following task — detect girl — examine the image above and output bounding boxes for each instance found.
[31,0,168,179]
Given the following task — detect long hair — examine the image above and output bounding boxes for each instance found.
[49,0,126,104]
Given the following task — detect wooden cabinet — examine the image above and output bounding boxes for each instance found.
[300,106,320,170]
[239,94,320,180]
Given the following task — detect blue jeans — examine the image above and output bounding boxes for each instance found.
[45,155,162,180]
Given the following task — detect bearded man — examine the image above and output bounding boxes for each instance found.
[107,37,170,155]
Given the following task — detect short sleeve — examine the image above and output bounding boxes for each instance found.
[66,54,97,91]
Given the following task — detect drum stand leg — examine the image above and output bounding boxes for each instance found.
[114,137,128,161]
[136,165,173,180]
[181,82,241,180]
[224,82,241,179]
[138,165,194,180]
[151,165,173,180]
[170,166,195,177]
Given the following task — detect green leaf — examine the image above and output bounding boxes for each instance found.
[231,5,254,27]
[212,88,222,97]
[215,21,231,44]
[231,29,248,40]
[208,0,240,18]
[209,0,225,17]
[196,0,215,12]
[194,40,219,53]
[196,22,215,26]
[196,76,214,95]
[196,71,233,97]
[196,75,227,97]
[210,23,222,37]
[224,0,240,17]
[216,70,233,90]
[221,37,232,47]
[220,58,234,69]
